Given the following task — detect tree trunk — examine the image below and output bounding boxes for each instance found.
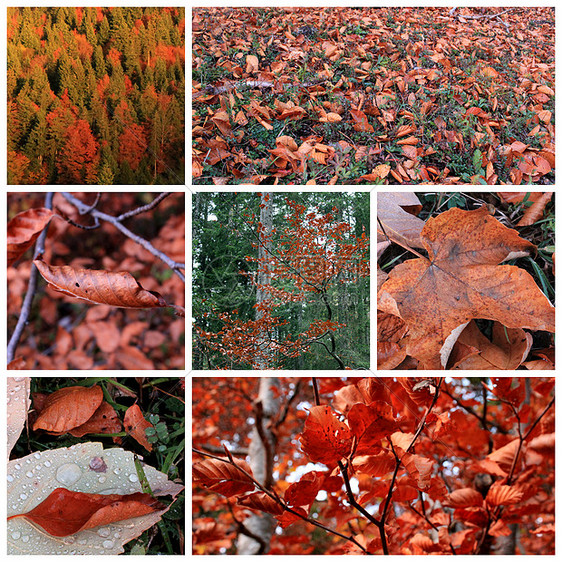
[255,192,273,369]
[237,377,279,554]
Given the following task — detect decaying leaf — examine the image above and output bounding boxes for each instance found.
[123,404,154,452]
[34,259,168,309]
[8,377,31,458]
[33,385,104,433]
[7,488,165,537]
[8,208,54,266]
[378,207,554,369]
[68,401,122,438]
[7,442,184,555]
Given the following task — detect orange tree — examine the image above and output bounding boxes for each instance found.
[193,377,554,555]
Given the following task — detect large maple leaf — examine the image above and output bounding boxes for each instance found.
[378,207,554,369]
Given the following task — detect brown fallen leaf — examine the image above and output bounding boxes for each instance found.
[33,385,103,433]
[124,404,154,451]
[68,401,122,438]
[8,208,54,266]
[377,192,424,249]
[378,207,554,369]
[7,487,164,537]
[34,259,168,309]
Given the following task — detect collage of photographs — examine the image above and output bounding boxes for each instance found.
[4,3,556,558]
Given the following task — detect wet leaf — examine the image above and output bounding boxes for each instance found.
[8,487,165,537]
[33,385,103,434]
[123,404,154,452]
[7,442,184,554]
[8,377,30,458]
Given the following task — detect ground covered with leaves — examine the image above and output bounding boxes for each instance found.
[193,7,554,185]
[378,192,554,369]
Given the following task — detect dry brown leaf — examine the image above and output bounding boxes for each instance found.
[123,404,154,452]
[34,259,167,309]
[8,208,54,266]
[378,207,554,369]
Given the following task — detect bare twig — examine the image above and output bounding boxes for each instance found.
[7,192,54,363]
[116,192,172,221]
[61,192,185,282]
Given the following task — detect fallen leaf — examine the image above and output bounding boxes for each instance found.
[377,192,424,248]
[8,377,30,458]
[34,259,168,309]
[123,404,154,452]
[68,401,122,438]
[7,442,184,554]
[378,207,554,369]
[33,385,103,434]
[8,208,54,266]
[7,488,165,537]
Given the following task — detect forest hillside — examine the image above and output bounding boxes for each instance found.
[8,7,185,185]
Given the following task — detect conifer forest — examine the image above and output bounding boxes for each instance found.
[7,7,185,185]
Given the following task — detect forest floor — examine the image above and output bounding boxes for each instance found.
[192,7,554,185]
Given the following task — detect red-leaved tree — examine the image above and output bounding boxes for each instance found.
[193,377,554,555]
[56,119,100,184]
[194,198,369,369]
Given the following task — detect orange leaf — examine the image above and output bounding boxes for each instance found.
[7,487,164,537]
[33,385,103,433]
[237,491,283,515]
[299,405,353,465]
[486,484,523,507]
[8,208,54,266]
[193,457,255,497]
[123,404,154,452]
[34,259,167,309]
[444,488,484,508]
[69,401,122,438]
[378,207,554,369]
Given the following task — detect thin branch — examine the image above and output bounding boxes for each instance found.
[275,379,302,428]
[7,192,54,363]
[226,500,267,554]
[312,378,321,406]
[61,192,185,282]
[116,192,172,221]
[192,446,370,553]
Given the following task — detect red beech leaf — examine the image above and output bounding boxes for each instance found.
[299,405,353,465]
[34,258,168,308]
[8,208,54,266]
[486,484,523,507]
[276,506,308,529]
[284,471,325,506]
[68,401,122,437]
[487,439,520,471]
[33,385,103,433]
[353,452,395,477]
[123,404,154,451]
[237,491,283,515]
[444,488,484,508]
[193,457,255,497]
[7,487,164,537]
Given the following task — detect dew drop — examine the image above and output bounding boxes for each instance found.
[113,531,121,539]
[19,493,28,500]
[26,471,33,478]
[128,474,138,483]
[44,461,52,468]
[7,475,14,482]
[34,453,41,459]
[56,463,82,486]
[113,467,121,475]
[22,535,29,543]
[14,385,21,391]
[11,531,21,540]
[77,539,87,546]
[14,464,21,470]
[103,540,114,549]
[97,527,111,538]
[98,476,107,484]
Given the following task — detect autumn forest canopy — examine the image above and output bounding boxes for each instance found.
[8,7,185,185]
